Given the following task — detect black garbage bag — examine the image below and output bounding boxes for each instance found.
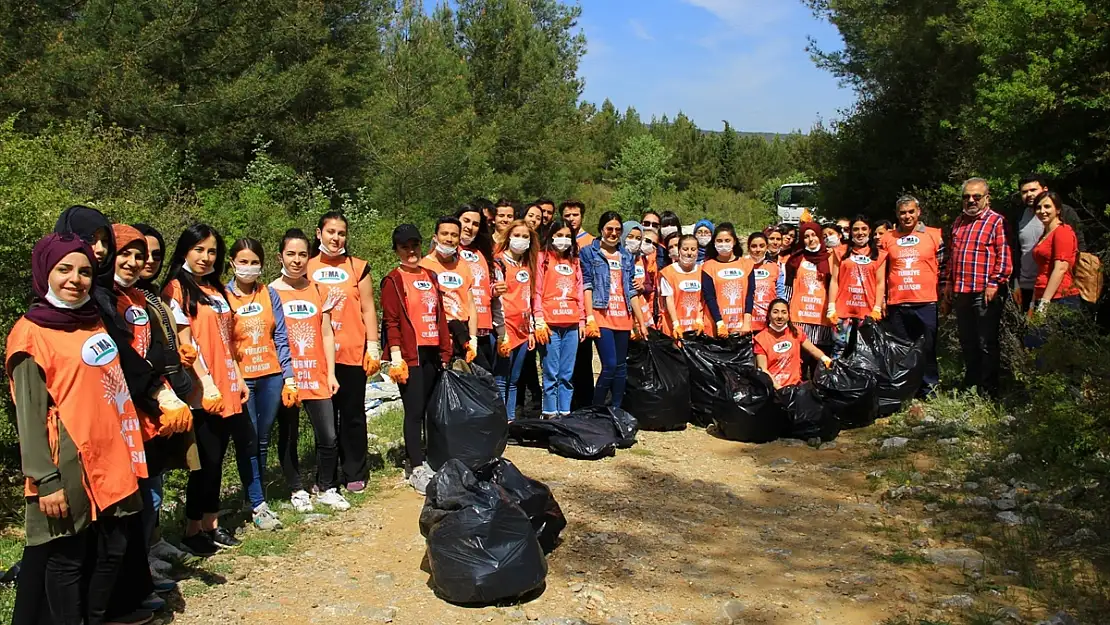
[711,367,784,443]
[426,366,508,471]
[508,406,639,460]
[476,458,566,554]
[852,320,925,415]
[625,330,690,431]
[776,382,840,441]
[681,333,756,427]
[812,358,880,429]
[420,460,547,605]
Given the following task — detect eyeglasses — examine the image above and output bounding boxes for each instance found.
[962,194,985,202]
[642,221,659,228]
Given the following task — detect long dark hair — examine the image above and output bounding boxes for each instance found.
[310,210,349,258]
[597,210,623,235]
[843,215,880,261]
[541,218,579,259]
[767,298,798,336]
[455,204,495,266]
[164,223,228,318]
[704,222,740,262]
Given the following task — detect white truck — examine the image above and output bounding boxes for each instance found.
[774,182,818,224]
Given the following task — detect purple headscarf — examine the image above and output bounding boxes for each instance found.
[25,233,101,330]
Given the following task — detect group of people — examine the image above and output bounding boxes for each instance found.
[8,173,1083,624]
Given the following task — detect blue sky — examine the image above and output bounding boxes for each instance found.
[576,0,855,133]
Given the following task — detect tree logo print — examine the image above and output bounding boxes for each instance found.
[102,364,130,415]
[288,323,316,357]
[722,280,744,306]
[470,261,486,288]
[804,274,821,296]
[240,315,265,345]
[421,290,438,314]
[555,276,574,300]
[326,287,347,316]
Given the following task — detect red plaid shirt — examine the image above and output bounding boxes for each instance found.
[945,208,1012,293]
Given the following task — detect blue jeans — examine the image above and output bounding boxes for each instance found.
[594,328,630,408]
[495,342,529,420]
[540,325,579,415]
[245,373,283,508]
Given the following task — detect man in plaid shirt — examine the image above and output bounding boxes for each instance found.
[941,177,1012,398]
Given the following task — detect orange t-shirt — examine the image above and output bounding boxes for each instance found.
[272,283,335,401]
[419,254,475,322]
[750,260,781,331]
[595,249,633,331]
[398,268,441,346]
[789,260,830,326]
[754,326,807,388]
[226,285,283,379]
[881,228,942,305]
[459,247,493,331]
[163,281,243,418]
[535,253,583,327]
[659,264,704,336]
[115,287,160,442]
[634,257,655,328]
[7,319,145,504]
[577,231,595,248]
[499,252,533,350]
[834,250,887,319]
[308,254,369,367]
[702,257,754,334]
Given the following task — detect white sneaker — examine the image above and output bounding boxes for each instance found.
[316,488,351,511]
[409,464,434,495]
[149,538,187,563]
[252,502,283,531]
[290,490,314,513]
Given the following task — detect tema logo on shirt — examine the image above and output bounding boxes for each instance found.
[607,259,621,271]
[413,280,434,291]
[82,333,119,367]
[897,235,921,247]
[772,340,793,354]
[753,269,771,280]
[236,302,264,318]
[850,254,873,265]
[283,300,318,320]
[124,306,149,326]
[460,250,480,263]
[438,272,464,289]
[313,267,350,284]
[634,265,645,279]
[515,270,530,284]
[717,268,745,280]
[554,263,574,276]
[679,279,701,293]
[801,261,817,271]
[208,296,231,314]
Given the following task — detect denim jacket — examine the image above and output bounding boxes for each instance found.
[580,239,639,312]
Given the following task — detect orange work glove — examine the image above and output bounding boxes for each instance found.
[497,335,512,358]
[363,341,382,376]
[534,319,551,345]
[869,305,883,321]
[154,386,191,436]
[281,378,300,408]
[465,337,478,363]
[199,374,224,415]
[178,344,197,368]
[826,303,839,325]
[388,349,409,385]
[585,316,600,338]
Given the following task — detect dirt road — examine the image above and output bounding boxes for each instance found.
[169,425,1001,625]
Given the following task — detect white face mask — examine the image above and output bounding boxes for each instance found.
[114,273,138,289]
[624,239,642,254]
[696,234,712,247]
[182,261,214,277]
[234,265,262,283]
[509,238,530,254]
[46,286,90,310]
[435,243,458,258]
[551,237,572,252]
[319,243,345,257]
[460,233,475,246]
[852,234,869,246]
[669,248,680,261]
[281,264,307,280]
[825,235,841,248]
[963,204,983,217]
[769,320,788,332]
[661,226,678,238]
[714,242,733,256]
[805,242,821,253]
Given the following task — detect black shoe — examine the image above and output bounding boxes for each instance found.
[206,527,241,549]
[104,609,154,625]
[179,532,219,557]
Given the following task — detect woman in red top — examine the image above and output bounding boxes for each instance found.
[163,224,253,557]
[381,225,452,494]
[493,221,537,420]
[1031,191,1082,312]
[533,219,584,417]
[701,222,755,336]
[785,222,834,351]
[827,216,887,358]
[456,205,503,370]
[754,299,832,389]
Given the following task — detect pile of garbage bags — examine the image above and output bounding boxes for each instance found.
[426,364,508,471]
[508,406,639,460]
[621,324,924,443]
[421,458,565,605]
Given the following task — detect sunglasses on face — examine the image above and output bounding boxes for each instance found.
[962,194,985,202]
[642,220,660,228]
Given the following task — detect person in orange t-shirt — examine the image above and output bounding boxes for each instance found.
[493,221,537,420]
[163,224,255,557]
[456,205,504,369]
[533,219,584,417]
[419,216,481,367]
[754,299,832,389]
[827,217,887,358]
[701,223,755,336]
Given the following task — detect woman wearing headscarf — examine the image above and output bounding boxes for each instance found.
[693,219,714,263]
[7,233,145,625]
[784,222,834,354]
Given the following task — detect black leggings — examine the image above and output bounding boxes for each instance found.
[276,398,339,492]
[185,410,256,521]
[570,337,595,411]
[333,364,368,484]
[400,347,442,467]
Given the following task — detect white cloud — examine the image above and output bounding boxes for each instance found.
[681,0,791,34]
[628,18,654,42]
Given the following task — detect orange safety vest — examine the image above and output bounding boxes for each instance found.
[536,252,582,327]
[702,257,754,334]
[750,260,781,331]
[834,250,886,319]
[789,261,830,326]
[226,285,283,379]
[419,254,475,323]
[163,281,243,418]
[459,247,494,331]
[116,287,160,442]
[660,264,705,336]
[308,254,369,367]
[499,252,533,350]
[272,284,334,401]
[881,228,942,305]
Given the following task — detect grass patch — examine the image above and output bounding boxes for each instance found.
[628,447,656,457]
[367,407,404,443]
[881,549,931,566]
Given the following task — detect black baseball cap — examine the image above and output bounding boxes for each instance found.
[392,224,422,249]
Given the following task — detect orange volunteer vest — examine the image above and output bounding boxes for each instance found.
[789,261,830,326]
[660,264,704,336]
[419,254,475,323]
[164,281,243,418]
[459,247,493,331]
[750,260,781,331]
[226,285,283,379]
[273,284,333,401]
[116,287,160,442]
[399,268,441,346]
[499,253,533,350]
[537,253,582,327]
[882,228,941,305]
[595,249,633,332]
[834,250,886,319]
[308,254,369,367]
[702,257,753,334]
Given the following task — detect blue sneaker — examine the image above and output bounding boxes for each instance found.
[140,592,167,612]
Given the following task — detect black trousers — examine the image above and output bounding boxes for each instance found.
[400,346,442,468]
[954,289,1006,398]
[333,364,368,484]
[105,514,153,619]
[517,348,541,408]
[886,302,940,393]
[185,409,256,520]
[277,398,340,492]
[570,337,594,411]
